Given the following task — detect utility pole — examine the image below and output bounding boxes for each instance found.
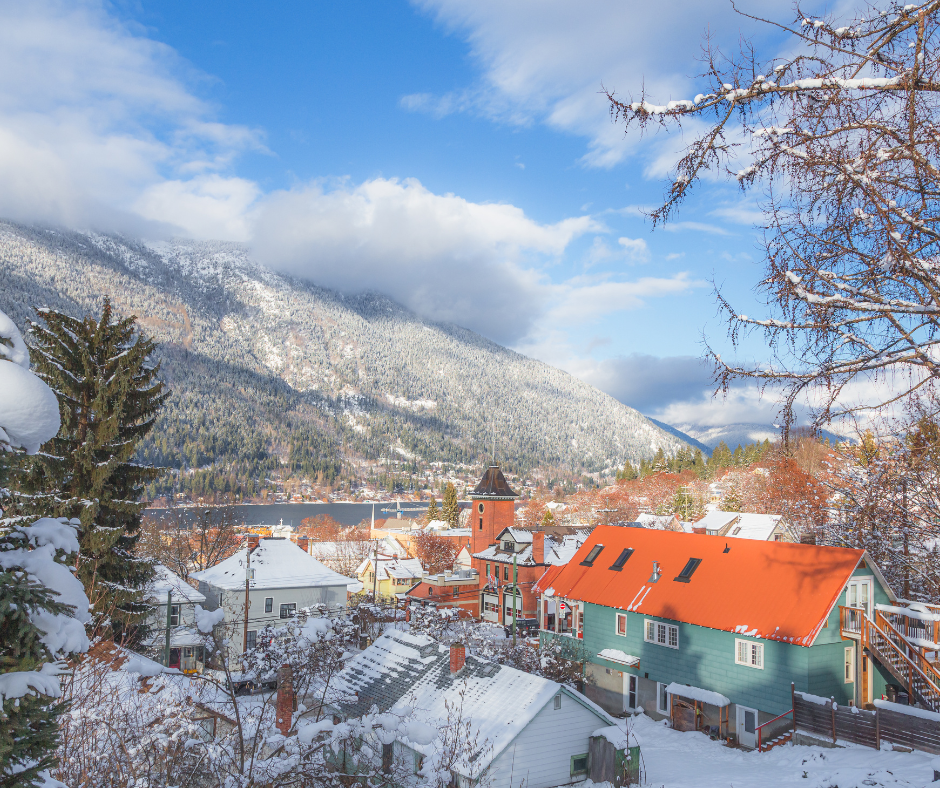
[512,553,518,647]
[243,541,251,653]
[164,589,172,667]
[372,540,379,600]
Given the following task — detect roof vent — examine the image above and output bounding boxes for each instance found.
[723,543,730,554]
[648,561,661,583]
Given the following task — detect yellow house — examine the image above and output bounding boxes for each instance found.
[356,556,424,599]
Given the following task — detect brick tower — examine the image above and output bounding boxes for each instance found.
[469,464,519,554]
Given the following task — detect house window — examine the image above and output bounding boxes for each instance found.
[246,630,257,651]
[479,518,483,530]
[485,563,490,577]
[502,541,513,551]
[616,613,627,636]
[264,597,273,614]
[452,586,458,597]
[609,548,634,571]
[657,682,670,715]
[674,558,702,583]
[845,646,855,682]
[554,694,562,710]
[169,604,180,626]
[280,603,296,619]
[429,587,434,596]
[478,503,485,514]
[735,639,764,669]
[645,619,678,649]
[503,566,509,581]
[580,544,604,566]
[570,754,589,777]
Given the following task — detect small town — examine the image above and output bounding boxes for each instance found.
[3,2,940,788]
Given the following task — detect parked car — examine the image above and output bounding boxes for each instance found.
[504,618,539,638]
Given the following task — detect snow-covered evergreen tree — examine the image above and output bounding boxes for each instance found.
[0,309,90,788]
[16,299,165,644]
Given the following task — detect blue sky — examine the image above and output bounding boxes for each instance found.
[0,0,831,427]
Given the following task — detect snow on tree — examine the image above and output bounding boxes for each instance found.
[0,308,90,788]
[607,0,940,430]
[15,299,166,644]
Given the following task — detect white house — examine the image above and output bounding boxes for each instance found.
[191,536,353,654]
[693,510,794,541]
[144,564,207,671]
[330,630,617,788]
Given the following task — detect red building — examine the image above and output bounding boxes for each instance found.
[469,464,552,627]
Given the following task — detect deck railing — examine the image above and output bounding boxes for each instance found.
[756,708,793,752]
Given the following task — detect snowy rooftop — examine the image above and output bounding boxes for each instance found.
[473,534,584,566]
[356,556,424,580]
[192,538,354,591]
[725,513,785,541]
[636,513,677,530]
[332,630,613,777]
[693,510,740,532]
[146,565,206,604]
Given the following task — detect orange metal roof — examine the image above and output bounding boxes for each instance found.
[533,564,566,595]
[546,525,869,646]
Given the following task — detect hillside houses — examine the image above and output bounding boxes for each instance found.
[693,510,794,541]
[143,564,208,671]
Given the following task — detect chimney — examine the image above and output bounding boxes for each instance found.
[450,642,466,674]
[532,531,545,564]
[296,535,310,553]
[692,526,706,535]
[245,533,261,551]
[648,561,661,583]
[276,663,295,736]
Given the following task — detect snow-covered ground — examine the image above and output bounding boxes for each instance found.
[627,714,937,788]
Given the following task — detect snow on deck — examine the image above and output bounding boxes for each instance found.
[628,712,935,787]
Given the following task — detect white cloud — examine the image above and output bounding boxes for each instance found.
[0,0,264,234]
[409,0,791,168]
[662,221,732,236]
[250,176,600,343]
[617,236,649,262]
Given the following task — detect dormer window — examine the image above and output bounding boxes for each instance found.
[609,548,634,571]
[674,558,702,583]
[580,544,604,566]
[502,541,513,551]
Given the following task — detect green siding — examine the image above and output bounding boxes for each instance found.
[575,559,897,716]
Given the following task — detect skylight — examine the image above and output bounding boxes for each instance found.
[674,557,702,583]
[609,548,634,571]
[580,544,604,566]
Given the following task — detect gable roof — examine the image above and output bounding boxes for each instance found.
[356,556,424,580]
[191,538,353,591]
[146,565,207,604]
[545,525,893,646]
[693,510,740,532]
[331,631,613,776]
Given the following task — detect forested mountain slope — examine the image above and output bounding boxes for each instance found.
[0,222,689,493]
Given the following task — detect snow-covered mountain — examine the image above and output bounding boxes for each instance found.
[667,422,850,452]
[0,222,692,480]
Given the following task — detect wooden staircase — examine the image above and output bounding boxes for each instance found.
[840,606,940,713]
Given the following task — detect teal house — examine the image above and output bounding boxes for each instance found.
[538,525,904,748]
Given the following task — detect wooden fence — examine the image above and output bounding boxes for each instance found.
[793,688,940,754]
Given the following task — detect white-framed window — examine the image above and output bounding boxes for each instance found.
[844,646,855,682]
[169,604,180,626]
[735,639,764,669]
[246,630,257,651]
[280,603,296,619]
[657,682,671,715]
[616,613,627,636]
[645,619,679,649]
[554,694,562,710]
[264,597,273,614]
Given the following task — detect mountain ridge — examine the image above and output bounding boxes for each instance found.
[0,221,693,493]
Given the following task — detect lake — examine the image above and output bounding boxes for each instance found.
[144,501,431,527]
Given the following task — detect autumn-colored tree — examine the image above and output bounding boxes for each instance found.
[412,531,462,574]
[299,513,343,541]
